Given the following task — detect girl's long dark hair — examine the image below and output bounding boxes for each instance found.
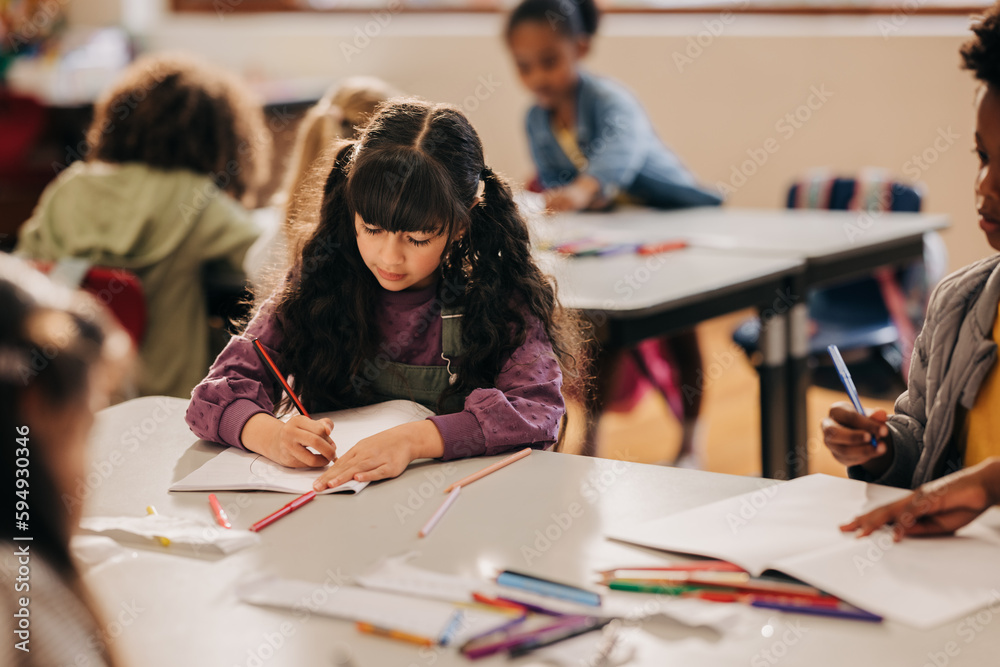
[276,99,583,416]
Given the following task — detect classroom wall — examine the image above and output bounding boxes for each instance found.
[78,4,990,271]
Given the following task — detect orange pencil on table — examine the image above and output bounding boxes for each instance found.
[356,622,435,647]
[443,447,532,493]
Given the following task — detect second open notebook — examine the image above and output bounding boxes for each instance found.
[170,400,434,495]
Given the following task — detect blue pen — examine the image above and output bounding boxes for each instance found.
[438,609,464,646]
[827,345,878,448]
[497,570,602,607]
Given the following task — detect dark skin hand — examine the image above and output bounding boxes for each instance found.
[821,401,894,477]
[841,458,1000,541]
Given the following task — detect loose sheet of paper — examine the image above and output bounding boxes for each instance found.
[170,400,433,494]
[80,515,259,555]
[238,577,514,645]
[607,473,1000,628]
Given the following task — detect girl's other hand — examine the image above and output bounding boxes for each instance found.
[840,458,1000,540]
[821,401,893,473]
[242,413,336,468]
[312,420,444,491]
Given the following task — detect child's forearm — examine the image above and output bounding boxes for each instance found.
[241,412,284,453]
[975,457,1000,506]
[409,420,445,459]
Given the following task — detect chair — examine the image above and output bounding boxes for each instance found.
[28,259,147,348]
[732,169,945,396]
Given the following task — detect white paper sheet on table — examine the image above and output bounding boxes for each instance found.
[170,400,433,494]
[80,515,259,554]
[607,473,1000,629]
[237,577,514,645]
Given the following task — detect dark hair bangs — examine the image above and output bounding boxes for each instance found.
[347,148,464,238]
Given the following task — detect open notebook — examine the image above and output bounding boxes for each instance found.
[607,474,1000,629]
[170,400,434,495]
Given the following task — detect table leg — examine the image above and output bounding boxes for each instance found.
[786,293,811,479]
[758,305,789,479]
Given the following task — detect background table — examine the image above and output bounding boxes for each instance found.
[540,247,803,478]
[78,396,1000,667]
[542,207,949,478]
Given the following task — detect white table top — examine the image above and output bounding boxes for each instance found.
[540,207,949,262]
[537,248,803,316]
[79,397,999,666]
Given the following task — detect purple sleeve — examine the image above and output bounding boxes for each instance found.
[428,316,565,461]
[185,299,285,449]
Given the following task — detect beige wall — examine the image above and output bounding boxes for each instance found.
[84,6,995,271]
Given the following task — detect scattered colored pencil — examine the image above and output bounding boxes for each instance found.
[419,487,461,538]
[443,448,531,493]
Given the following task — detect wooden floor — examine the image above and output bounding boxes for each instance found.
[560,310,897,478]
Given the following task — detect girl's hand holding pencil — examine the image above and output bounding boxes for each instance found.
[242,413,337,468]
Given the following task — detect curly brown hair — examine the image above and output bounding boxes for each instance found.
[275,99,586,425]
[86,53,271,206]
[962,2,1000,89]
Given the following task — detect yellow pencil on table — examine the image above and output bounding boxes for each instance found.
[145,505,171,547]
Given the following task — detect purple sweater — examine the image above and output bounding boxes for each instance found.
[185,283,565,460]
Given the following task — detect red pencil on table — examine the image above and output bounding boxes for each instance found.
[249,491,317,532]
[637,240,687,255]
[251,337,310,417]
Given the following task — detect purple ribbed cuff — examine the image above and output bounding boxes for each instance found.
[428,412,487,461]
[218,399,270,450]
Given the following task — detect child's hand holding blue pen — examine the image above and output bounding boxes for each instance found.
[821,402,893,473]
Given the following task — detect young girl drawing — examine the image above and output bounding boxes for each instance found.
[186,99,581,490]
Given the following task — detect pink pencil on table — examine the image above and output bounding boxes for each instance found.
[443,448,532,494]
[208,493,231,529]
[418,487,461,538]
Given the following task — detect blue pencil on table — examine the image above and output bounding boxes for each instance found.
[497,570,601,607]
[827,344,878,448]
